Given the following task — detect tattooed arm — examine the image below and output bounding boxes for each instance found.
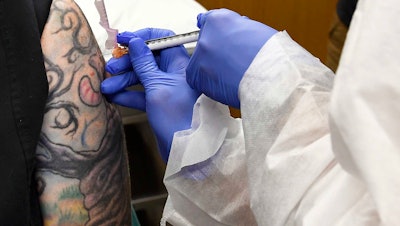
[36,0,131,225]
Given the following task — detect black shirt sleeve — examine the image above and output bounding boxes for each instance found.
[33,0,53,35]
[0,0,50,225]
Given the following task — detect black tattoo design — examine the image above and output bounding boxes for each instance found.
[36,0,131,225]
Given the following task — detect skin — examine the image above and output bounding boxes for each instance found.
[36,0,131,225]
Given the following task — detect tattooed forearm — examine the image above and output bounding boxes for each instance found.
[36,0,131,225]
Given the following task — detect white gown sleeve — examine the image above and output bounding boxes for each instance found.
[161,31,339,226]
[162,95,257,226]
[329,0,400,225]
[239,31,336,225]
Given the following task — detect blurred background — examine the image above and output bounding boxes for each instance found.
[198,0,337,63]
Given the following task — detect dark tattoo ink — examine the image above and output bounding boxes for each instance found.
[36,0,131,225]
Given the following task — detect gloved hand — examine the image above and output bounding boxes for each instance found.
[101,28,200,162]
[187,8,278,108]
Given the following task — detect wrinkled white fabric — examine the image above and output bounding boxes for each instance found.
[162,95,256,225]
[329,0,400,225]
[240,31,335,226]
[162,0,400,223]
[162,31,340,225]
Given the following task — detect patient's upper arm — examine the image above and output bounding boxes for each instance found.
[36,0,131,225]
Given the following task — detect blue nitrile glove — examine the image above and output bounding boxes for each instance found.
[101,28,200,162]
[186,8,278,109]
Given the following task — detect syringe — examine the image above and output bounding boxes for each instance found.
[144,30,200,51]
[112,30,200,58]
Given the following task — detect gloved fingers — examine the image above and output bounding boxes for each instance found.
[133,28,175,41]
[117,28,175,46]
[126,28,186,72]
[105,90,146,111]
[116,31,137,46]
[196,11,209,28]
[101,71,139,94]
[128,37,160,76]
[158,46,190,73]
[106,54,132,75]
[117,28,189,73]
[196,9,241,28]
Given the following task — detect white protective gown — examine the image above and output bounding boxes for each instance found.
[162,0,400,225]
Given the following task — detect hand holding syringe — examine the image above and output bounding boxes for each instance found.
[111,30,200,58]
